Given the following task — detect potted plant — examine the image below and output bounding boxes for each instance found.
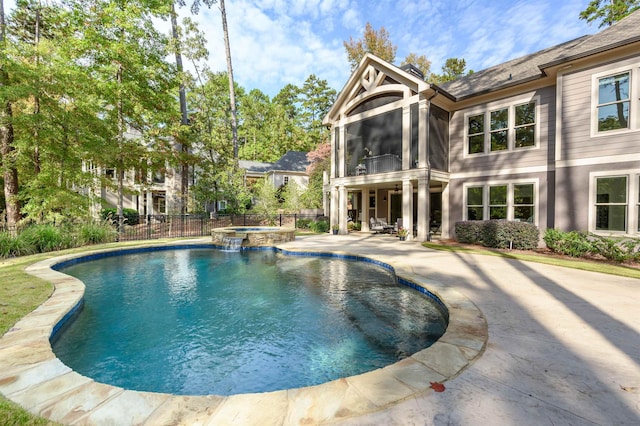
[332,224,339,235]
[397,228,408,241]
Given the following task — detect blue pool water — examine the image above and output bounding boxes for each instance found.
[52,248,447,395]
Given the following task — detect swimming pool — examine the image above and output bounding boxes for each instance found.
[51,247,447,396]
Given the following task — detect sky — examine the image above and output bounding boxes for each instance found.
[4,0,599,97]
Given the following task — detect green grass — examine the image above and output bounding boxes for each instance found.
[422,242,640,279]
[0,238,192,424]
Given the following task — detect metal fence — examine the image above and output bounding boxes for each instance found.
[114,213,324,241]
[0,213,326,243]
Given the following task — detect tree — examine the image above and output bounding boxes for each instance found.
[401,53,432,80]
[430,58,473,84]
[579,0,640,27]
[344,22,397,70]
[0,0,21,228]
[302,142,330,209]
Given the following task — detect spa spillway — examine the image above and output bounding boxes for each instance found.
[211,226,296,247]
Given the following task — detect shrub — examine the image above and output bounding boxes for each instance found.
[17,224,73,253]
[101,208,140,226]
[77,221,118,245]
[481,220,540,250]
[0,232,34,258]
[310,219,329,233]
[296,218,313,229]
[543,229,592,257]
[454,221,484,244]
[589,235,640,263]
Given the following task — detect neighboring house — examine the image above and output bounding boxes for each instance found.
[323,10,640,241]
[84,131,182,217]
[240,151,311,189]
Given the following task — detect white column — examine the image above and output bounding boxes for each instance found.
[441,182,450,239]
[417,175,429,241]
[361,186,370,231]
[339,185,348,234]
[330,187,339,230]
[402,178,413,240]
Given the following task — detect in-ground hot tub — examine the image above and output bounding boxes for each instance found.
[212,226,296,247]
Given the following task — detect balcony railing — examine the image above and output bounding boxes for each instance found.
[362,154,402,174]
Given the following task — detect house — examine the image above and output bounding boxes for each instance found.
[323,10,640,241]
[240,151,311,189]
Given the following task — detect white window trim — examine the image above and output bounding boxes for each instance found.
[463,95,541,157]
[590,64,640,137]
[588,170,639,235]
[463,178,539,224]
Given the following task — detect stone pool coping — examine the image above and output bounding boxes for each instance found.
[0,239,487,425]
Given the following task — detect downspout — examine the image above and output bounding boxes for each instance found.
[425,90,439,241]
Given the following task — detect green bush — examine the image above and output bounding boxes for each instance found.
[17,224,73,254]
[454,221,484,244]
[589,234,640,263]
[543,229,592,257]
[481,220,539,250]
[101,208,140,226]
[77,221,118,245]
[296,218,313,229]
[310,220,329,233]
[0,232,34,258]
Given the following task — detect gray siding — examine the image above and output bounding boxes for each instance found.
[449,86,556,174]
[560,54,640,161]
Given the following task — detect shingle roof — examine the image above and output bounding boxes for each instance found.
[239,151,310,174]
[271,151,310,173]
[438,9,640,100]
[238,160,273,174]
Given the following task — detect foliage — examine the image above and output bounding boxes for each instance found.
[397,227,409,237]
[280,180,303,213]
[480,220,540,250]
[310,219,329,233]
[344,22,397,69]
[296,218,313,229]
[101,208,140,226]
[76,221,118,246]
[543,229,592,257]
[454,221,484,244]
[401,53,432,80]
[544,228,640,262]
[579,0,640,27]
[17,224,73,254]
[456,220,539,250]
[430,58,473,84]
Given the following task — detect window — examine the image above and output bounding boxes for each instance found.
[514,184,535,222]
[468,114,485,154]
[466,100,537,154]
[597,72,630,132]
[515,103,536,148]
[489,185,507,219]
[467,187,484,220]
[591,171,640,234]
[283,176,289,185]
[490,108,508,151]
[595,176,627,231]
[465,182,536,223]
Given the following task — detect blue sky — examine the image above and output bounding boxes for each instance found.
[5,0,598,97]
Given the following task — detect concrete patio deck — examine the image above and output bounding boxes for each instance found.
[1,233,639,425]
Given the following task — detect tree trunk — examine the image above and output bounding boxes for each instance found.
[0,0,21,228]
[219,0,238,159]
[171,2,189,214]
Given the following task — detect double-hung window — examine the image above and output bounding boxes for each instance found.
[466,99,538,155]
[596,72,630,132]
[593,65,639,134]
[591,171,640,234]
[465,182,536,223]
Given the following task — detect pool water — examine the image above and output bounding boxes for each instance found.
[52,248,447,395]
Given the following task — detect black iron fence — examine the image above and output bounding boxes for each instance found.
[112,213,324,241]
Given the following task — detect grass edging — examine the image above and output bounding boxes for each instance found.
[422,242,640,279]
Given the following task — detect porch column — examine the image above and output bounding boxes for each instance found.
[330,186,339,231]
[322,170,329,216]
[441,182,450,239]
[417,175,429,241]
[338,185,348,234]
[361,186,370,231]
[402,178,413,240]
[146,190,153,216]
[402,105,411,170]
